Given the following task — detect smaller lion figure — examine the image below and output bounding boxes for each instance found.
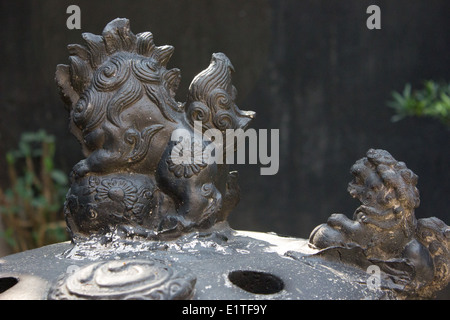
[309,149,450,298]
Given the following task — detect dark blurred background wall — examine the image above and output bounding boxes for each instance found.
[1,0,449,243]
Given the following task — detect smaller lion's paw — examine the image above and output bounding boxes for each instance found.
[71,160,90,179]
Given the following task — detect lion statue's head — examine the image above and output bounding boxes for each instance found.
[56,18,183,176]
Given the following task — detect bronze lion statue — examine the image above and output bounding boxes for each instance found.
[56,18,254,241]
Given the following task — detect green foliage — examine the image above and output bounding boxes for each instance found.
[0,130,69,253]
[388,80,450,127]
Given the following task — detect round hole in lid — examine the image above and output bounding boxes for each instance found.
[228,270,284,294]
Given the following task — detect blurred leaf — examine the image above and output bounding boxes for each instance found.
[51,170,69,186]
[388,80,450,127]
[0,130,69,253]
[43,156,54,172]
[31,195,48,209]
[0,228,17,248]
[5,152,15,165]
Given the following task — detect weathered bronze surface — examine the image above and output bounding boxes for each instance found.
[0,18,448,300]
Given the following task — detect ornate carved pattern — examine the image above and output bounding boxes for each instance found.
[166,139,208,178]
[95,178,138,209]
[124,124,165,163]
[48,259,196,300]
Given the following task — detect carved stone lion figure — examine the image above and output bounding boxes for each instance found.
[56,18,254,241]
[309,149,449,297]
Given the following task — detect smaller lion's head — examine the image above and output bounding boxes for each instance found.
[348,148,420,235]
[310,149,420,255]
